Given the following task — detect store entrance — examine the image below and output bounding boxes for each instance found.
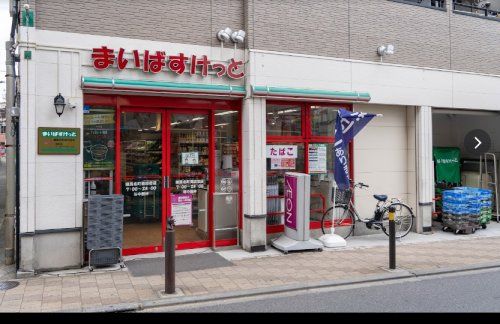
[120,109,211,254]
[120,109,165,253]
[168,112,210,246]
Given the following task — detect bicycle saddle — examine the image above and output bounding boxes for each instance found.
[373,194,388,202]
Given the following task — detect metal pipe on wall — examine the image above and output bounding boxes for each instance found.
[4,0,19,266]
[4,40,16,266]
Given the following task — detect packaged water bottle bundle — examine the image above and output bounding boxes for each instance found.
[442,187,492,234]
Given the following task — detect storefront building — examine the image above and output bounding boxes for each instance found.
[10,0,500,273]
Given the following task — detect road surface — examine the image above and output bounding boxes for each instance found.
[146,268,500,312]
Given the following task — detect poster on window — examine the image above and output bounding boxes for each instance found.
[270,158,296,170]
[308,144,327,174]
[171,194,193,226]
[181,152,199,166]
[83,108,115,170]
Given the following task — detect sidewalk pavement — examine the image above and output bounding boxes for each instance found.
[1,225,500,313]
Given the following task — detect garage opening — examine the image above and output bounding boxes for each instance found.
[432,108,500,231]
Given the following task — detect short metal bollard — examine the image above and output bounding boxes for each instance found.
[165,217,176,294]
[388,206,396,270]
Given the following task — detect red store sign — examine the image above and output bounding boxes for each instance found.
[91,46,245,79]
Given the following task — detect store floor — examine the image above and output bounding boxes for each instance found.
[123,220,207,249]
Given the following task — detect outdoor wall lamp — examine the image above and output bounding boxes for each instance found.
[53,93,66,117]
[217,27,233,43]
[53,93,75,117]
[230,30,246,44]
[377,44,395,57]
[377,44,395,62]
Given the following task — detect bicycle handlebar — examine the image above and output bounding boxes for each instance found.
[355,182,369,189]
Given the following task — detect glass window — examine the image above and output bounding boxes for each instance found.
[215,110,239,193]
[170,113,209,244]
[266,143,305,226]
[265,103,351,228]
[214,110,240,241]
[310,106,338,137]
[120,112,163,249]
[83,106,115,198]
[309,143,335,221]
[266,104,302,137]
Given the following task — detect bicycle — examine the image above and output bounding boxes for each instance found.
[321,182,415,239]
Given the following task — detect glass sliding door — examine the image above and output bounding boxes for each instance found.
[120,111,164,252]
[169,113,209,246]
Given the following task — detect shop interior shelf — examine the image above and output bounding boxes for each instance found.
[175,142,208,145]
[171,173,205,178]
[176,153,208,156]
[171,128,208,131]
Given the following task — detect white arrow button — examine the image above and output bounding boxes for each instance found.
[474,137,482,149]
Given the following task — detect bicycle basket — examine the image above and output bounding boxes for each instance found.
[332,187,352,205]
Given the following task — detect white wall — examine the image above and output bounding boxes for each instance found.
[352,104,415,234]
[250,50,500,111]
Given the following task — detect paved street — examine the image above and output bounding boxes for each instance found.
[164,268,500,312]
[1,157,500,312]
[0,232,499,312]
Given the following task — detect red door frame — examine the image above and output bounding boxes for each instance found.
[265,101,354,234]
[83,94,242,256]
[166,109,211,251]
[119,107,167,255]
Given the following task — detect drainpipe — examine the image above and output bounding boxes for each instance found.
[4,0,19,266]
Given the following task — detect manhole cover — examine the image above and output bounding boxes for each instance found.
[0,281,20,291]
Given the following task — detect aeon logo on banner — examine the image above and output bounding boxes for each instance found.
[284,175,297,230]
[91,46,245,79]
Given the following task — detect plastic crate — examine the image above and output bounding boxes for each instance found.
[89,248,122,270]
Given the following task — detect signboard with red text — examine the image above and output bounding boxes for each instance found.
[91,46,244,79]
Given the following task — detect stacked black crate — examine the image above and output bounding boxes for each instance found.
[87,195,124,268]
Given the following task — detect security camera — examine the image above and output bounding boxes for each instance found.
[67,99,77,110]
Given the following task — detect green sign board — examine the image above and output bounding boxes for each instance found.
[433,147,461,185]
[38,127,81,155]
[83,107,115,170]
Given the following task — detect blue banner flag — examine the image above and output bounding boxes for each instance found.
[334,109,376,190]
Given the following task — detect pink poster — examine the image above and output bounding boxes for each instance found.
[171,194,193,226]
[284,175,297,230]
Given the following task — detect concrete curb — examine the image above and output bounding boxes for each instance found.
[62,261,500,313]
[409,261,500,277]
[62,302,142,313]
[140,271,414,311]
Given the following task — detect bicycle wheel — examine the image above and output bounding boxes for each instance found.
[381,202,414,238]
[321,205,355,239]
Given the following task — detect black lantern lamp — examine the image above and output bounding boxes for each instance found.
[53,93,66,117]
